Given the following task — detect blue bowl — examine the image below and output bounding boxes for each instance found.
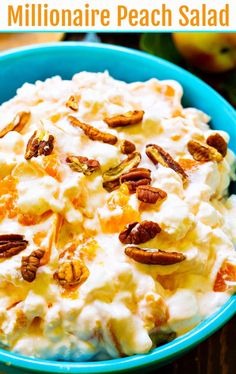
[0,42,235,374]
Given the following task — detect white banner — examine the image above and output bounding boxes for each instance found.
[0,0,235,31]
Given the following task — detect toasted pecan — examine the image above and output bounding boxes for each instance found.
[124,247,186,265]
[0,234,24,241]
[104,110,144,128]
[119,221,161,245]
[0,111,31,138]
[25,131,39,160]
[25,130,54,160]
[146,144,188,181]
[66,155,100,176]
[102,179,121,192]
[0,235,28,259]
[120,140,136,155]
[54,259,89,289]
[206,133,227,157]
[136,185,167,204]
[120,167,151,193]
[66,95,79,112]
[187,140,223,163]
[120,168,151,183]
[21,249,45,282]
[125,178,151,194]
[68,115,117,145]
[103,152,141,192]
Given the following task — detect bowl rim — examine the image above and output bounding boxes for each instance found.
[0,42,235,373]
[0,297,235,373]
[0,41,235,118]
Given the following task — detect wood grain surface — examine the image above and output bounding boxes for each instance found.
[153,315,236,374]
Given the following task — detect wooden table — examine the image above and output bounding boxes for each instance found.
[156,315,236,374]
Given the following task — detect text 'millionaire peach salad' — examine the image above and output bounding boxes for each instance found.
[0,72,235,360]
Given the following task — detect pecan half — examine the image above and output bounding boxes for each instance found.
[206,133,227,157]
[104,110,144,128]
[66,95,79,112]
[66,155,100,176]
[120,140,136,155]
[119,221,161,245]
[102,179,121,192]
[146,144,188,181]
[187,140,223,163]
[0,235,28,259]
[68,116,117,145]
[124,247,186,265]
[21,249,45,282]
[54,259,89,289]
[103,152,141,192]
[120,168,151,183]
[0,111,31,138]
[136,185,167,204]
[120,167,151,193]
[25,130,54,160]
[0,234,25,241]
[125,178,151,194]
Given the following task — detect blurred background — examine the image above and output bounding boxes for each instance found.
[0,32,235,108]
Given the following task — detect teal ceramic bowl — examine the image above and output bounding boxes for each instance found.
[0,43,235,374]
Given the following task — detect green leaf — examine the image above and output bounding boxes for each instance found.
[140,33,183,65]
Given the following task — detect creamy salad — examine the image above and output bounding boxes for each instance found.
[0,71,235,361]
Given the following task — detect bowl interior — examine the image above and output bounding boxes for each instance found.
[0,42,235,374]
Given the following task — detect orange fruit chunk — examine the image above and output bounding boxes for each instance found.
[80,238,99,262]
[172,109,183,118]
[18,213,42,226]
[43,155,63,182]
[164,85,175,97]
[0,176,18,221]
[178,158,200,171]
[72,197,85,210]
[101,185,140,233]
[107,184,130,210]
[213,261,236,292]
[33,231,47,246]
[50,114,61,123]
[100,205,140,234]
[18,211,52,226]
